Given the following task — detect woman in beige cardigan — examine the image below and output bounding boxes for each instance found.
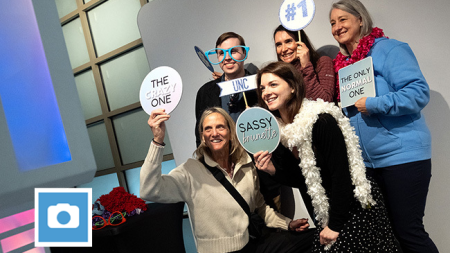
[140,107,314,253]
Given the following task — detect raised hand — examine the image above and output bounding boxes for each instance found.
[148,109,171,144]
[296,41,310,68]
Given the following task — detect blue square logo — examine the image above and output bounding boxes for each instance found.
[35,188,92,247]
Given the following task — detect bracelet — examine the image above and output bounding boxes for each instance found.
[152,138,165,146]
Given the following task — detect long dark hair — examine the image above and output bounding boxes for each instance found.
[273,25,321,69]
[256,61,306,123]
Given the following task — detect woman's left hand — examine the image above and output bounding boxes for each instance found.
[355,97,369,114]
[289,218,310,232]
[296,41,310,68]
[319,226,339,245]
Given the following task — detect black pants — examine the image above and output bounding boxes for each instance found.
[366,159,439,253]
[233,229,315,253]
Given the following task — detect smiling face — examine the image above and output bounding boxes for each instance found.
[201,112,230,157]
[330,8,362,53]
[259,73,294,117]
[218,38,245,80]
[274,31,298,63]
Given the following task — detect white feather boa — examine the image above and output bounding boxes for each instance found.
[278,99,376,228]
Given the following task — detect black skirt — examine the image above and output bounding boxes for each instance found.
[312,180,400,252]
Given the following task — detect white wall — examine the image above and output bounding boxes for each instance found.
[138,0,450,251]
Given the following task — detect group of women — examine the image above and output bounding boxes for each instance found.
[140,0,437,252]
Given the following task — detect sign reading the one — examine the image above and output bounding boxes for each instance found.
[279,0,315,31]
[217,74,257,97]
[338,57,376,108]
[236,107,280,154]
[194,46,214,72]
[139,66,183,115]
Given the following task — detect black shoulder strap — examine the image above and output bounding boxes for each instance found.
[201,160,251,217]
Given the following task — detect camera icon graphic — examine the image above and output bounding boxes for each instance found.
[47,203,79,228]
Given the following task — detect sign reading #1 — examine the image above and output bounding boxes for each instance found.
[140,66,183,115]
[236,107,280,154]
[338,57,376,108]
[218,74,257,97]
[279,0,315,31]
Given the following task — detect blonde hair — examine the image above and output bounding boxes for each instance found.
[194,107,246,164]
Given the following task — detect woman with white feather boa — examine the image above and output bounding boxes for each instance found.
[253,61,399,252]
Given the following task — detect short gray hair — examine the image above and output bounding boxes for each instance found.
[330,0,373,55]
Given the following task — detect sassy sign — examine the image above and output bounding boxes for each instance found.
[139,66,183,115]
[236,107,280,154]
[279,0,315,31]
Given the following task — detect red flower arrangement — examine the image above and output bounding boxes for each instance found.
[96,187,147,215]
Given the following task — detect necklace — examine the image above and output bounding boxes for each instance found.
[333,27,386,101]
[278,99,376,227]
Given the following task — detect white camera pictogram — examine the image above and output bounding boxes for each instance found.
[47,203,79,228]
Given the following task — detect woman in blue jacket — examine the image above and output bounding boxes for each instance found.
[330,0,438,252]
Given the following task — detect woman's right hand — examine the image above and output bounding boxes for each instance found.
[254,151,276,175]
[148,109,171,144]
[212,71,223,80]
[320,226,339,245]
[355,97,369,114]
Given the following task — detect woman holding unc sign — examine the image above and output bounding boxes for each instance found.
[254,61,399,252]
[330,0,437,252]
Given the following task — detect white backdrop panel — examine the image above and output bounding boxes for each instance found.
[138,0,450,251]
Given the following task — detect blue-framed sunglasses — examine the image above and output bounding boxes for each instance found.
[205,45,250,65]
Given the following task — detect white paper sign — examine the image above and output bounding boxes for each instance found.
[139,66,183,115]
[236,107,280,154]
[279,0,315,31]
[338,57,376,108]
[217,75,257,97]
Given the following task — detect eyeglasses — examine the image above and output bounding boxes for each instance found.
[205,46,250,65]
[92,211,126,230]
